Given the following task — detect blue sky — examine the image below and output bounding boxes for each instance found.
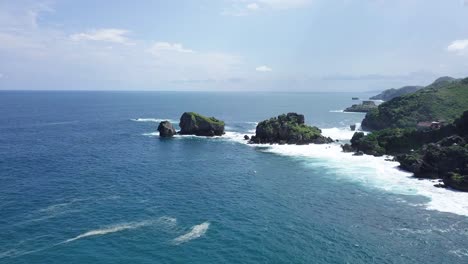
[0,0,468,91]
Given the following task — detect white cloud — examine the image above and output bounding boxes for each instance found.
[257,0,312,9]
[70,29,132,44]
[447,39,468,53]
[223,0,312,16]
[246,3,259,10]
[147,42,193,55]
[256,65,272,72]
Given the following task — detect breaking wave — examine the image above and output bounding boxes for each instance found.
[173,222,210,245]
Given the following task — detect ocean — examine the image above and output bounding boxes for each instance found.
[1,91,467,263]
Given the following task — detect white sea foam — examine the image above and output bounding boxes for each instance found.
[173,222,210,245]
[329,110,365,114]
[63,216,176,243]
[450,249,468,258]
[63,221,151,243]
[254,140,468,216]
[134,116,468,217]
[131,118,177,123]
[223,126,468,217]
[321,127,364,141]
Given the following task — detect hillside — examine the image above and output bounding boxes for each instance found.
[370,86,423,101]
[362,77,468,130]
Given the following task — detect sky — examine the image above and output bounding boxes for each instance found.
[0,0,468,92]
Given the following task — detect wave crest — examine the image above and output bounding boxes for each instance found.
[173,222,210,245]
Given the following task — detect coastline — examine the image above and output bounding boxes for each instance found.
[135,117,468,217]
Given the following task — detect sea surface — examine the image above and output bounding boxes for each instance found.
[1,91,468,264]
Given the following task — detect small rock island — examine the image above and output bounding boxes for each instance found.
[157,112,225,137]
[157,121,177,137]
[179,112,225,136]
[249,113,333,145]
[344,101,377,113]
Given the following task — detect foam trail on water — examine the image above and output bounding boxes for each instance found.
[63,221,151,243]
[62,216,177,244]
[173,222,210,245]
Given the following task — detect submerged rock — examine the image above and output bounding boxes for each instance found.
[249,113,333,145]
[244,135,250,140]
[179,112,225,136]
[157,121,176,137]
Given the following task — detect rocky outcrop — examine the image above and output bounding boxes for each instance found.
[344,101,377,113]
[157,121,176,137]
[249,113,333,145]
[179,112,225,136]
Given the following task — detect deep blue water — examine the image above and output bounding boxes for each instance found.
[1,91,467,264]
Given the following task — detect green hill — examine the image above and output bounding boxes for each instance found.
[370,86,423,101]
[362,77,468,130]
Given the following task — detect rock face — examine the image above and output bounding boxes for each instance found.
[179,112,225,136]
[157,121,176,137]
[249,113,333,145]
[344,101,377,113]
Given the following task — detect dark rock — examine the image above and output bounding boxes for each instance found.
[350,124,356,131]
[353,151,364,156]
[344,101,377,113]
[244,135,250,140]
[249,113,333,145]
[350,132,385,156]
[341,143,355,153]
[434,183,447,188]
[157,121,176,137]
[396,154,423,175]
[438,135,466,147]
[179,112,225,136]
[443,173,468,192]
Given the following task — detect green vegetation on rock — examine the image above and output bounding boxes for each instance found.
[347,109,468,191]
[344,101,377,113]
[362,77,468,130]
[250,113,333,144]
[370,86,423,101]
[179,112,225,136]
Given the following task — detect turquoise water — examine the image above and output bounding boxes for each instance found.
[1,91,467,263]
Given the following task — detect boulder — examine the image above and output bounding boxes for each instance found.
[157,121,176,137]
[353,151,364,156]
[249,113,333,145]
[244,135,250,140]
[179,112,225,136]
[341,143,355,153]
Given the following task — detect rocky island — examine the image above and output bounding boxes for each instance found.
[249,113,333,145]
[157,112,225,137]
[344,100,377,113]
